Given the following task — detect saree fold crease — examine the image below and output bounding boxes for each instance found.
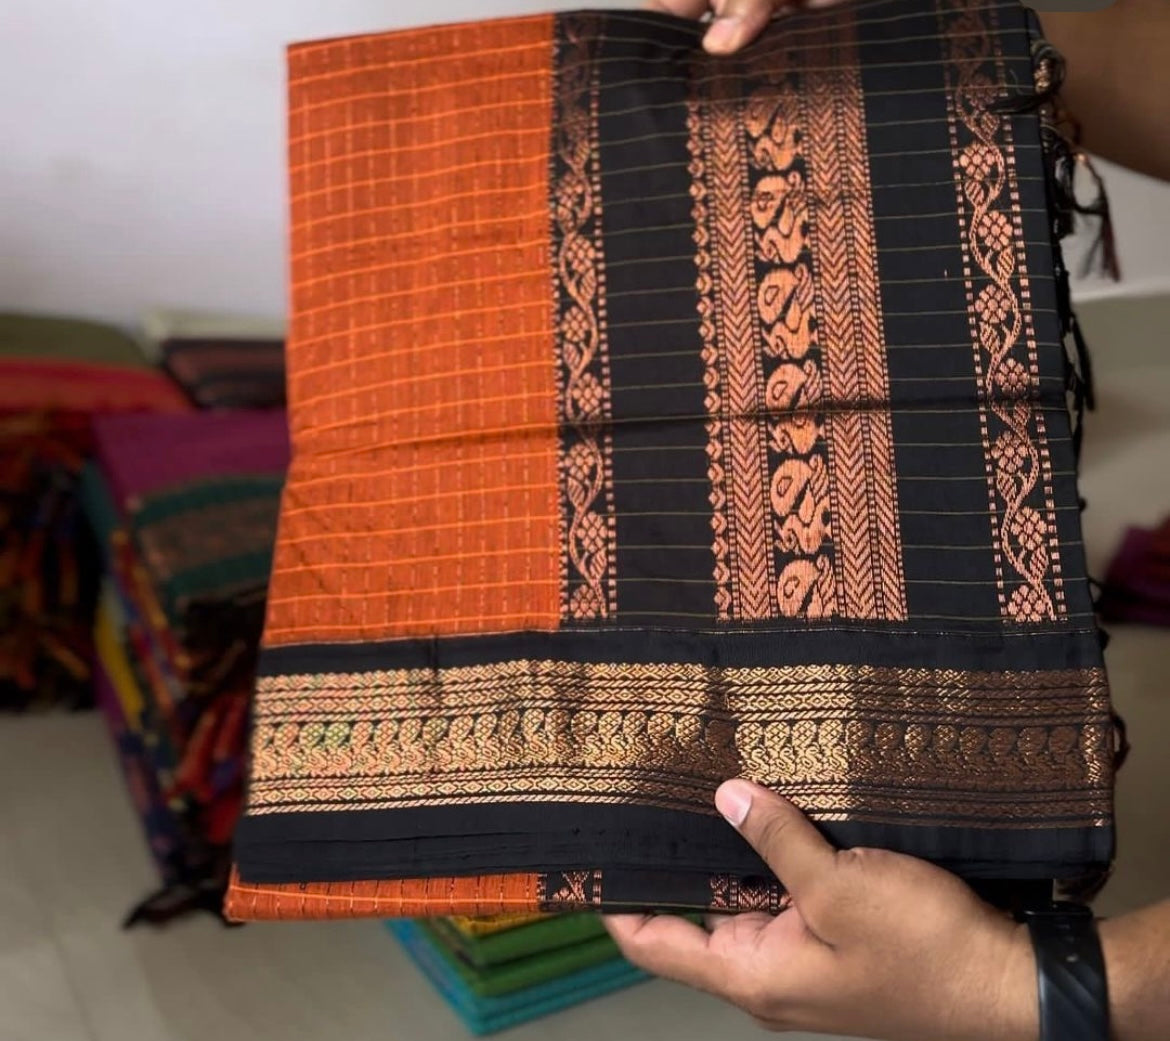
[229,0,1115,918]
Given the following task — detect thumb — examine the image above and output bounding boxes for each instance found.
[715,779,837,901]
[704,0,780,54]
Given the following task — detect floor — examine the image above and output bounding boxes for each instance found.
[2,294,1169,1041]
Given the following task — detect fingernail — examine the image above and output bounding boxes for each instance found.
[715,780,753,827]
[704,17,741,54]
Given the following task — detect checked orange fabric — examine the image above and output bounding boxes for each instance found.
[268,14,562,644]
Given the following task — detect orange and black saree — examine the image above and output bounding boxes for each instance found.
[229,0,1115,919]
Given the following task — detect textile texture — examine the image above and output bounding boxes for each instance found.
[230,0,1115,918]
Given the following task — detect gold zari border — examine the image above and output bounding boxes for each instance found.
[248,661,1113,825]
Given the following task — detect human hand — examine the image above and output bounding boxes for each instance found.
[605,780,1038,1041]
[644,0,844,54]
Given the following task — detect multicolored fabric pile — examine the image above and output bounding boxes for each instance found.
[82,409,289,923]
[0,314,189,711]
[387,913,646,1034]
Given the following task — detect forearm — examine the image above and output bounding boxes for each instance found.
[1042,0,1170,181]
[1100,900,1170,1041]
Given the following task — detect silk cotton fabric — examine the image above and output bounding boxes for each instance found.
[229,0,1115,919]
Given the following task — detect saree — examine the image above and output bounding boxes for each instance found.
[142,310,287,411]
[86,410,289,922]
[230,0,1115,918]
[430,913,609,968]
[0,314,188,711]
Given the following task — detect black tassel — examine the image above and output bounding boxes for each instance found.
[1074,152,1122,283]
[122,881,242,929]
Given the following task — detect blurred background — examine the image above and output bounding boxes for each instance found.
[2,3,1168,1041]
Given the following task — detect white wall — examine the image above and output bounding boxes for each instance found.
[2,0,1167,328]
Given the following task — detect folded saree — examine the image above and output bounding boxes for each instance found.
[230,0,1116,917]
[0,314,188,710]
[414,924,620,997]
[448,913,549,937]
[143,310,286,411]
[431,913,608,969]
[388,920,647,1035]
[86,410,288,922]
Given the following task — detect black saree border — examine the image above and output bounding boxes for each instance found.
[257,623,1106,675]
[234,801,1113,886]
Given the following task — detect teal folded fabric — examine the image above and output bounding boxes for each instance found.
[431,913,608,968]
[387,920,647,1035]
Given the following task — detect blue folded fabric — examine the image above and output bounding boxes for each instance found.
[387,920,648,1034]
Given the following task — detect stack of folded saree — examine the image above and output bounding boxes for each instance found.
[228,0,1119,921]
[83,409,289,922]
[388,913,646,1033]
[143,310,287,411]
[0,313,189,711]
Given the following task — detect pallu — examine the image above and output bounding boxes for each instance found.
[388,920,647,1035]
[229,0,1116,918]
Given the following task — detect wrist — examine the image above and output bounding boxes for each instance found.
[938,918,1038,1041]
[974,920,1039,1041]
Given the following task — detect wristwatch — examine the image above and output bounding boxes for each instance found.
[1020,902,1110,1041]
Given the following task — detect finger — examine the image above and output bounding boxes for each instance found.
[704,0,780,54]
[715,780,837,903]
[603,914,725,991]
[643,0,712,17]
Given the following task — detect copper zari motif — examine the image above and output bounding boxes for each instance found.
[689,14,905,622]
[554,14,619,622]
[248,661,1113,823]
[942,0,1065,622]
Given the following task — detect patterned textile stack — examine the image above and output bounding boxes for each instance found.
[82,409,289,923]
[0,314,189,712]
[141,310,287,411]
[387,913,646,1034]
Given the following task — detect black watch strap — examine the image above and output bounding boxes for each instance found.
[1022,902,1110,1041]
